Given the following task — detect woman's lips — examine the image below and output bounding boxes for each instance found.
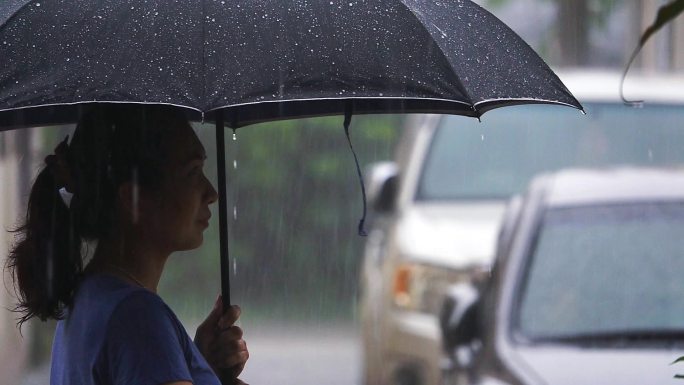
[197,213,211,227]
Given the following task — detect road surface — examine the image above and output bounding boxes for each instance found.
[20,323,361,385]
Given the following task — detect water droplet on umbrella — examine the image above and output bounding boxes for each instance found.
[232,132,237,141]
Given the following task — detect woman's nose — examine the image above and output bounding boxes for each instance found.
[205,176,219,204]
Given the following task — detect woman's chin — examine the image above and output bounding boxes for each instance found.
[175,234,204,251]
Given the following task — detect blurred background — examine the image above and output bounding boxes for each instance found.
[2,1,683,384]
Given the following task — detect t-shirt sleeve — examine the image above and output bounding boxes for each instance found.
[101,290,193,385]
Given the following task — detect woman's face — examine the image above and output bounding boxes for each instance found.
[138,122,218,253]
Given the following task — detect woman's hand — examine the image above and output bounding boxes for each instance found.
[195,296,249,382]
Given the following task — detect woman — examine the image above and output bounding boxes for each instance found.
[6,104,249,385]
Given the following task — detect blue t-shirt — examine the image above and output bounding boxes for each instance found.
[50,273,220,385]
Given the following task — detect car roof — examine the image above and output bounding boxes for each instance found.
[541,167,684,207]
[556,69,684,104]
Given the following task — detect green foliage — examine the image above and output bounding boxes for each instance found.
[159,115,402,322]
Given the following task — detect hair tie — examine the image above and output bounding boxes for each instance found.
[45,136,74,208]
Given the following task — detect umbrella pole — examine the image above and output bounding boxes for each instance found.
[215,111,231,309]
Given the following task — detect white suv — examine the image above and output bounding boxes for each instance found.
[358,70,684,385]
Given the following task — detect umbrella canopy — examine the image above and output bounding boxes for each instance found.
[0,0,581,130]
[0,0,583,315]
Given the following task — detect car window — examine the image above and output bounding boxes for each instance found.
[516,203,684,339]
[417,103,684,201]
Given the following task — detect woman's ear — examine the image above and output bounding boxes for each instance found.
[117,181,144,224]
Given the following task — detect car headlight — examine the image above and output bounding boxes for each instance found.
[392,262,477,315]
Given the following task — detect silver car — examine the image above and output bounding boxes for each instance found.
[441,167,684,385]
[358,70,684,385]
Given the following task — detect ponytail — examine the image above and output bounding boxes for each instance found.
[6,143,82,327]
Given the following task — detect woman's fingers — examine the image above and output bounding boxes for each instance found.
[219,324,244,338]
[210,348,249,370]
[222,349,250,369]
[230,361,247,378]
[207,329,248,370]
[210,337,247,355]
[219,305,241,329]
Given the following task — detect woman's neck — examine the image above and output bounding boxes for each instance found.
[86,233,169,293]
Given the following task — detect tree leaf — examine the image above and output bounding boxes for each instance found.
[672,356,684,365]
[621,0,684,105]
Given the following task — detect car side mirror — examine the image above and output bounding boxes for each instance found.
[439,283,481,355]
[365,161,399,213]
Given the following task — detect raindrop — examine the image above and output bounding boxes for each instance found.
[232,131,237,141]
[233,160,237,169]
[481,134,485,141]
[233,206,238,220]
[35,2,41,6]
[233,258,237,276]
[648,149,653,161]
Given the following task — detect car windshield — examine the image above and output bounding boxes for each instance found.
[516,203,684,341]
[418,103,684,201]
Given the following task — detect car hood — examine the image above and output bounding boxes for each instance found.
[515,345,684,385]
[396,201,506,268]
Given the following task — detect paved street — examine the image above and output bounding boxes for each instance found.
[21,323,361,385]
[241,323,360,385]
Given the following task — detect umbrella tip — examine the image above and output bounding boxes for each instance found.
[580,108,587,115]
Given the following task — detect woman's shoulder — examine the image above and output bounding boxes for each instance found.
[97,278,185,340]
[72,274,175,329]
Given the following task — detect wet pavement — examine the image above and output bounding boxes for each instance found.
[20,324,361,385]
[241,323,360,385]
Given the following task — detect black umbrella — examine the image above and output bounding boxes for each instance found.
[0,0,582,310]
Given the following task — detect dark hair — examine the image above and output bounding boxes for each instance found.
[6,104,190,326]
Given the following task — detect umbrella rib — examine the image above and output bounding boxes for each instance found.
[204,96,473,112]
[394,0,474,108]
[0,100,205,114]
[474,97,585,109]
